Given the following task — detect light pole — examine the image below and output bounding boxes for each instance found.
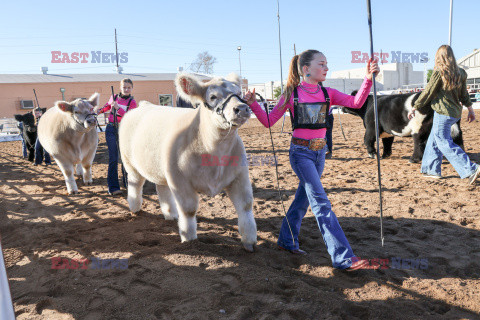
[448,0,453,46]
[60,87,66,100]
[237,46,242,84]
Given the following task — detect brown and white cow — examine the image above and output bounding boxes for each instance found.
[38,93,99,194]
[119,73,257,251]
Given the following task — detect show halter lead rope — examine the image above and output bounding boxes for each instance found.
[337,107,347,141]
[256,92,296,246]
[366,0,384,246]
[111,86,128,189]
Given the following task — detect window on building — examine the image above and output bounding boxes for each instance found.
[20,100,34,109]
[474,78,480,84]
[159,94,173,106]
[467,79,474,84]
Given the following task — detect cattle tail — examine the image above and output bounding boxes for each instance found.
[366,0,385,246]
[111,86,128,188]
[256,92,295,246]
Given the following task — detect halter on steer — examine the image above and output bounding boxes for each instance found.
[203,93,248,124]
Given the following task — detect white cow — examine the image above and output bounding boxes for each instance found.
[38,93,99,194]
[119,73,257,251]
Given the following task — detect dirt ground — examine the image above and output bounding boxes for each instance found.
[1,111,479,320]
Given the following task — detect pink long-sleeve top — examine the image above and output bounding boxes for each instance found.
[249,78,372,140]
[97,95,137,124]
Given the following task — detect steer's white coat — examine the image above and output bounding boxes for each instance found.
[38,93,99,194]
[119,73,257,251]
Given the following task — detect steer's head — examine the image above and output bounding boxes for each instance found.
[176,73,251,129]
[55,93,100,130]
[14,112,36,133]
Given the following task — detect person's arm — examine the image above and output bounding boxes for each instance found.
[413,71,442,110]
[408,71,442,119]
[459,74,475,122]
[97,95,114,114]
[248,94,290,128]
[459,73,473,108]
[329,77,372,109]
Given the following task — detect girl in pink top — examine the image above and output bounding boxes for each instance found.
[245,49,379,270]
[97,78,137,195]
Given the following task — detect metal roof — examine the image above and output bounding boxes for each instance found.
[458,49,480,69]
[0,73,179,84]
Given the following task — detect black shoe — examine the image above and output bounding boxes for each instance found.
[277,245,307,255]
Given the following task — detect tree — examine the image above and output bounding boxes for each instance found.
[273,86,282,99]
[426,69,433,83]
[190,51,217,74]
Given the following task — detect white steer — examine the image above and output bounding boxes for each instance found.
[119,73,257,251]
[38,93,99,194]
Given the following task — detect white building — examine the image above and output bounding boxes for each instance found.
[458,49,480,90]
[330,62,424,91]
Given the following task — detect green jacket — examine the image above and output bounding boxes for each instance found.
[413,68,472,119]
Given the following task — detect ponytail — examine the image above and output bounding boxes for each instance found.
[278,49,322,111]
[279,55,301,111]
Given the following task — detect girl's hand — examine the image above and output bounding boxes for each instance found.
[467,108,476,123]
[112,101,119,110]
[366,58,380,81]
[244,88,256,105]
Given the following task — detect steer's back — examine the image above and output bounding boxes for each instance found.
[119,101,196,184]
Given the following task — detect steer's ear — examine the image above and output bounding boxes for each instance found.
[14,114,23,122]
[56,101,74,113]
[225,73,241,87]
[175,73,207,103]
[87,92,100,107]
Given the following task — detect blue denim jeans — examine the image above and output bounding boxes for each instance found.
[277,143,355,269]
[105,124,120,193]
[34,139,51,165]
[421,112,478,179]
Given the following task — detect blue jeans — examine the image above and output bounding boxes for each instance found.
[18,123,27,158]
[34,139,51,165]
[277,143,355,269]
[421,112,478,179]
[106,124,121,193]
[325,113,334,153]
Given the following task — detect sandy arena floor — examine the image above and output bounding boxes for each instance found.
[1,111,479,319]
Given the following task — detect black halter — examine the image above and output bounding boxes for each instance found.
[203,93,247,118]
[72,99,100,130]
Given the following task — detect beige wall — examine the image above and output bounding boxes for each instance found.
[0,80,177,118]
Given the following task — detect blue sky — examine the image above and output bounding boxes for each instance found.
[1,0,478,84]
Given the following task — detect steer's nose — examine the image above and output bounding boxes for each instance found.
[233,104,250,116]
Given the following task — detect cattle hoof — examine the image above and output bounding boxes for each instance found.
[84,180,93,186]
[68,190,79,195]
[242,243,256,253]
[164,214,178,221]
[381,154,391,159]
[409,158,420,163]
